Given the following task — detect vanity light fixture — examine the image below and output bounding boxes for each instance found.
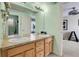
[35,6,43,11]
[1,2,11,21]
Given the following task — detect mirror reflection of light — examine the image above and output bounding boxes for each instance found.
[7,18,14,26]
[41,5,48,14]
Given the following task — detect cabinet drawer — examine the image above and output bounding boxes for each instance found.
[7,43,35,57]
[45,37,52,43]
[36,45,44,53]
[13,53,24,57]
[36,50,44,57]
[25,49,35,57]
[36,40,44,47]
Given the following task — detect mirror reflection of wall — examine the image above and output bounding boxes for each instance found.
[31,18,35,33]
[7,15,18,36]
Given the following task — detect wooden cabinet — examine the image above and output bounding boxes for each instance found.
[25,49,35,57]
[0,36,54,57]
[36,40,44,52]
[7,43,35,57]
[36,40,44,57]
[45,37,53,56]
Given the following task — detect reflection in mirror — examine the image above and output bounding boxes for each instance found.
[7,15,18,36]
[31,18,35,33]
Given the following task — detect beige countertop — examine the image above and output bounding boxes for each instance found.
[0,34,53,50]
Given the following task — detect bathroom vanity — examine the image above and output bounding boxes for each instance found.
[0,34,54,57]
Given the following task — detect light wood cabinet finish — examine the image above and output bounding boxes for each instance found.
[49,41,53,53]
[36,40,44,47]
[25,49,35,57]
[0,36,54,57]
[13,53,24,57]
[45,37,53,56]
[36,40,44,53]
[36,50,44,57]
[36,40,44,57]
[7,43,35,57]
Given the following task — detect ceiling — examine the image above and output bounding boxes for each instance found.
[62,2,79,17]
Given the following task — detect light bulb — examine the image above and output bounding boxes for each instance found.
[41,5,48,13]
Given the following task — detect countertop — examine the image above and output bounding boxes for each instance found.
[0,34,53,50]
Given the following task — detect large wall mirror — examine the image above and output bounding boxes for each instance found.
[7,15,19,36]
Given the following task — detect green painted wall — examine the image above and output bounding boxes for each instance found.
[0,12,3,46]
[35,3,63,56]
[0,3,5,46]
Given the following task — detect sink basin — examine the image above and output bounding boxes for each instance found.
[9,37,30,43]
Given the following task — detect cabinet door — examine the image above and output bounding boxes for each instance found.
[45,37,53,56]
[49,41,53,53]
[45,43,50,56]
[7,43,35,57]
[36,40,44,53]
[25,49,35,57]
